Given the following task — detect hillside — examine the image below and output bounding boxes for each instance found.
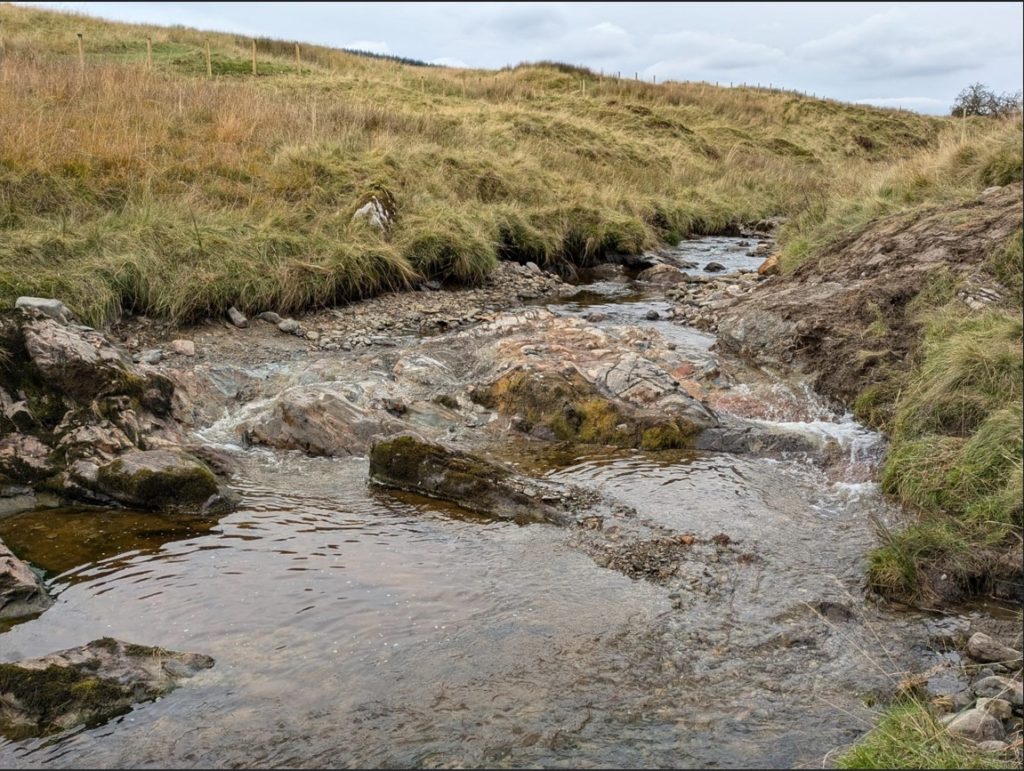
[0,3,945,326]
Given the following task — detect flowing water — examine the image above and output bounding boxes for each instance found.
[1,239,940,768]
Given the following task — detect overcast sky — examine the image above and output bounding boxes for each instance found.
[24,2,1024,114]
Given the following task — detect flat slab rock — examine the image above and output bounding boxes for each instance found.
[0,537,51,620]
[369,433,589,525]
[0,637,213,739]
[14,297,73,324]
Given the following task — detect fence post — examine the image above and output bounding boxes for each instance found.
[205,39,212,77]
[295,42,300,68]
[251,39,257,76]
[77,32,84,74]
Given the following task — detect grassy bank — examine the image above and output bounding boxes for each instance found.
[779,118,1023,272]
[775,119,1023,606]
[777,120,1020,768]
[0,3,943,326]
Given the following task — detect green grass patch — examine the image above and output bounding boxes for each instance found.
[836,699,1017,769]
[867,305,1023,602]
[986,228,1024,307]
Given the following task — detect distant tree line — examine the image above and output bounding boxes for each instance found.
[951,83,1022,118]
[340,48,437,68]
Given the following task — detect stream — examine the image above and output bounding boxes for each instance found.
[0,238,951,768]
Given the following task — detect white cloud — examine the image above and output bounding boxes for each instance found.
[647,30,784,74]
[854,96,949,112]
[560,21,635,60]
[465,3,567,39]
[795,8,991,80]
[344,40,390,55]
[796,8,910,58]
[429,56,468,68]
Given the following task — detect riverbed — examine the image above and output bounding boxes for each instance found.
[0,238,953,768]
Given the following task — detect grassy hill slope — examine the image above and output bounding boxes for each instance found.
[0,3,944,325]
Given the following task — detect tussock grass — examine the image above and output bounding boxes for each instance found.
[0,3,942,325]
[987,228,1024,306]
[836,698,1017,769]
[869,305,1023,602]
[892,310,1023,441]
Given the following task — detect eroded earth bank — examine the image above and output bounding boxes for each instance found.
[2,227,1021,767]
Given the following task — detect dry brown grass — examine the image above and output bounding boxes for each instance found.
[0,3,944,324]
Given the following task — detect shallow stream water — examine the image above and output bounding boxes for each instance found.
[1,238,941,768]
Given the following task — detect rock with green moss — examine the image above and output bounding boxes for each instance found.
[0,537,51,620]
[0,305,235,513]
[0,637,214,739]
[90,449,225,513]
[369,433,583,525]
[473,368,707,450]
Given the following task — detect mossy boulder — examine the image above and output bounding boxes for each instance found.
[93,449,222,513]
[0,306,211,511]
[0,637,214,739]
[473,368,703,450]
[369,433,574,525]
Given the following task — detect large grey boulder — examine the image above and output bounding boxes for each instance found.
[972,675,1023,706]
[0,435,54,485]
[21,317,147,405]
[975,697,1013,721]
[227,307,248,329]
[0,308,232,514]
[0,637,213,738]
[247,387,402,457]
[637,263,688,286]
[89,449,224,513]
[0,538,51,620]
